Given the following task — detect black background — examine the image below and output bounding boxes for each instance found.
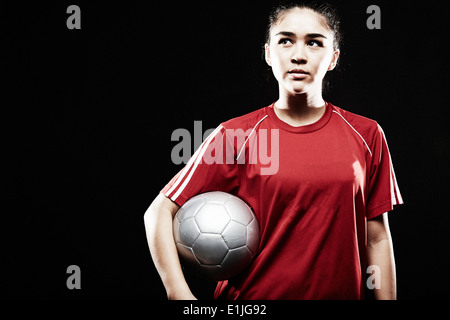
[2,0,449,301]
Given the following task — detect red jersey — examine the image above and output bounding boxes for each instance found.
[161,102,403,300]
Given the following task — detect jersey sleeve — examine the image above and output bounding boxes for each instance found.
[366,124,404,219]
[161,124,239,207]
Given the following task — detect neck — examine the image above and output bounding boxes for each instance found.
[274,89,326,127]
[277,86,325,109]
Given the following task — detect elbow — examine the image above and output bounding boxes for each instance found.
[367,213,393,248]
[368,236,390,249]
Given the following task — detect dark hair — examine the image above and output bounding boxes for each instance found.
[263,1,343,91]
[265,1,342,51]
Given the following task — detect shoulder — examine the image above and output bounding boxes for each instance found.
[221,106,269,131]
[330,103,379,131]
[329,102,382,147]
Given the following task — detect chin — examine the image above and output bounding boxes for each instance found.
[284,80,316,95]
[289,84,308,95]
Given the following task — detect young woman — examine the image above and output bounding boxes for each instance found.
[144,2,403,300]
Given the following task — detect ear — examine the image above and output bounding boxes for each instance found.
[328,49,340,71]
[265,43,272,67]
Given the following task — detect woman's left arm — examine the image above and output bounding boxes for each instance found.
[366,212,397,300]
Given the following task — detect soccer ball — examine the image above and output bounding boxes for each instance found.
[173,191,260,281]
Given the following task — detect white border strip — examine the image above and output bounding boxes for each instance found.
[332,110,373,157]
[236,115,268,161]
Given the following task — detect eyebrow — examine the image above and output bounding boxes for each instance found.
[275,31,327,39]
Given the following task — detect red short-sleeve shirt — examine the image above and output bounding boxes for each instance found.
[162,102,403,300]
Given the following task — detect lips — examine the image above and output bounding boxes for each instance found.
[288,69,309,74]
[288,69,309,79]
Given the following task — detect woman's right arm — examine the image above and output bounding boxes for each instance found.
[144,193,197,300]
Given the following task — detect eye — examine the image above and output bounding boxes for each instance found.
[278,38,293,46]
[307,40,323,47]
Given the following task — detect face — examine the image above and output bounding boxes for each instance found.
[265,8,340,96]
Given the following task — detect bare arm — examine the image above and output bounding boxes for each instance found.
[144,193,197,300]
[366,212,396,300]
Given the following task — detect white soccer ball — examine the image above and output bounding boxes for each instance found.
[173,191,260,281]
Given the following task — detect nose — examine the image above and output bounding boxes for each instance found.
[291,45,307,65]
